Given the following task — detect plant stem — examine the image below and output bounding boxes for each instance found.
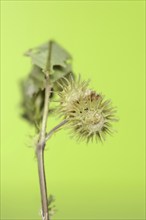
[36,42,52,220]
[39,75,50,147]
[36,149,49,220]
[36,74,51,220]
[45,120,68,141]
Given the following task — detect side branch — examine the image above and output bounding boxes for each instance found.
[45,120,68,141]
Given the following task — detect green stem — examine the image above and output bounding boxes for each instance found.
[36,74,51,220]
[36,42,53,220]
[36,149,49,220]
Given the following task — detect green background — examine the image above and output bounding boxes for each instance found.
[1,1,145,220]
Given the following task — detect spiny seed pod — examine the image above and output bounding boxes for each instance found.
[58,76,90,115]
[58,76,117,142]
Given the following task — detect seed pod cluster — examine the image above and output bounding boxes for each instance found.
[58,77,117,142]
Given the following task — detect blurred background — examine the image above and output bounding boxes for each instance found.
[1,1,145,220]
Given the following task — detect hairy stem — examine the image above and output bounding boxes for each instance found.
[45,120,68,141]
[36,42,52,220]
[36,76,50,220]
[39,75,50,147]
[36,149,49,220]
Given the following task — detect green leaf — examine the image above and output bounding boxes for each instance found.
[29,65,46,90]
[25,41,72,76]
[20,77,45,125]
[21,40,74,125]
